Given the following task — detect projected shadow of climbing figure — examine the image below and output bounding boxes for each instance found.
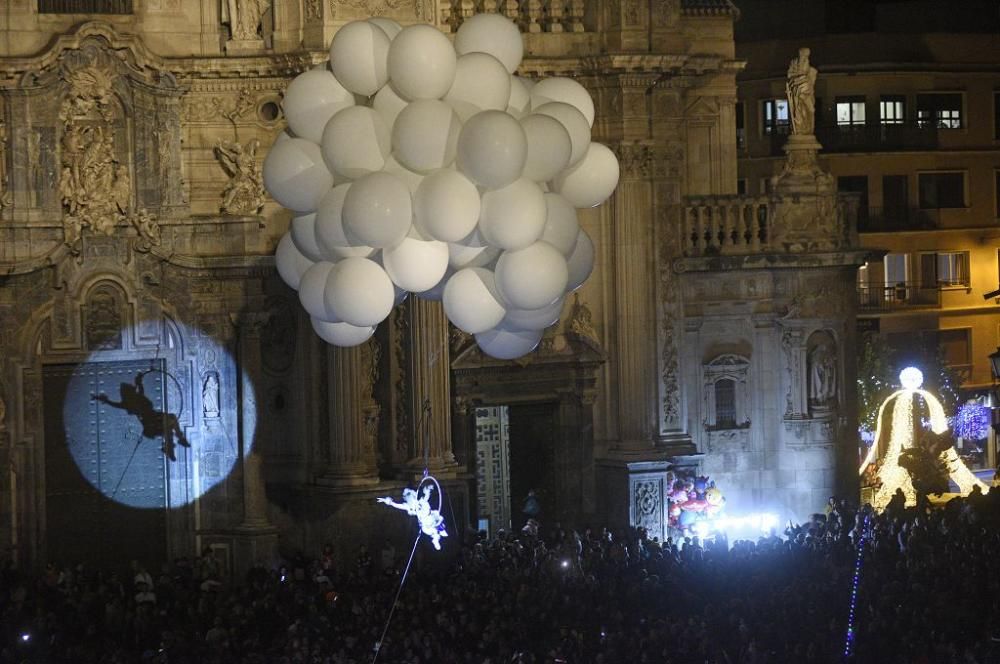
[93,371,190,461]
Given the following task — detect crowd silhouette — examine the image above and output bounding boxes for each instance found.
[2,488,1000,663]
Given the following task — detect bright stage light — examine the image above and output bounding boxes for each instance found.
[899,366,923,391]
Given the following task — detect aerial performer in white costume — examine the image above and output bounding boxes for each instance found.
[860,367,990,512]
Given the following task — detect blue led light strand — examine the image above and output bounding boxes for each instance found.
[843,513,870,659]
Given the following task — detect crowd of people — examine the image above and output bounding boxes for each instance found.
[2,487,1000,663]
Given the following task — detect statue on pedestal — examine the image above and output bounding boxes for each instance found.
[786,47,818,136]
[225,0,271,41]
[809,343,837,407]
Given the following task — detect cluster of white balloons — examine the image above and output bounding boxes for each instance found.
[265,13,619,359]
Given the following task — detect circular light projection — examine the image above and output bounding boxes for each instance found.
[61,322,253,509]
[899,367,924,391]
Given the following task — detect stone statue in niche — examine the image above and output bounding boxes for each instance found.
[785,47,817,136]
[809,343,837,407]
[215,139,264,216]
[203,372,220,419]
[224,0,271,41]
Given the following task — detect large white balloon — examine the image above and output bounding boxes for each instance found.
[533,102,591,167]
[444,52,511,121]
[454,13,524,74]
[382,156,425,193]
[456,110,527,189]
[290,212,326,262]
[443,268,507,334]
[478,178,546,250]
[387,24,457,100]
[413,169,480,242]
[415,268,453,301]
[324,257,395,327]
[342,172,413,249]
[299,261,340,321]
[368,17,402,40]
[382,235,449,292]
[373,84,409,131]
[520,113,572,182]
[321,106,391,179]
[475,324,543,360]
[565,228,595,292]
[495,241,568,310]
[391,100,462,173]
[448,241,500,270]
[312,318,375,347]
[530,77,596,127]
[263,138,334,213]
[501,296,565,331]
[314,184,377,259]
[552,142,621,208]
[329,21,391,97]
[539,193,580,256]
[283,69,355,143]
[506,75,532,118]
[275,233,315,290]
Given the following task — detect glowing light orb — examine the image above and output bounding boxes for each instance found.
[899,366,923,390]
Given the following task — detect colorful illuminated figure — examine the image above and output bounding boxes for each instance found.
[377,484,448,550]
[860,367,990,511]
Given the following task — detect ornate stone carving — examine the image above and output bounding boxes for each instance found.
[130,208,161,251]
[223,0,271,41]
[203,371,220,419]
[808,342,836,407]
[0,115,10,209]
[215,139,264,216]
[652,0,680,27]
[330,0,408,17]
[392,305,410,453]
[566,293,599,346]
[305,0,322,20]
[785,48,817,136]
[783,285,840,320]
[217,89,257,125]
[629,476,663,536]
[613,142,653,179]
[361,337,381,452]
[85,284,124,350]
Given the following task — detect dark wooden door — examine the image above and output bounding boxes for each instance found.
[508,403,558,529]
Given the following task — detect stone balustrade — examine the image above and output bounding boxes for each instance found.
[682,196,772,257]
[440,0,590,33]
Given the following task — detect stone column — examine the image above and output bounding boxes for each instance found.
[406,299,457,478]
[317,338,380,487]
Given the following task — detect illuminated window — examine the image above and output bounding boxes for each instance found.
[762,99,789,135]
[880,96,905,125]
[917,93,963,129]
[714,379,737,428]
[836,96,866,126]
[736,102,746,149]
[918,172,965,209]
[919,251,970,288]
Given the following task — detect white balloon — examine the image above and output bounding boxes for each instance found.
[321,106,391,179]
[283,69,355,143]
[565,228,595,292]
[314,184,377,259]
[444,52,511,121]
[382,235,449,292]
[274,129,294,144]
[275,233,315,290]
[383,156,425,194]
[290,212,326,262]
[324,257,395,327]
[475,324,543,360]
[506,75,532,118]
[501,297,565,331]
[530,77,596,127]
[533,102,591,167]
[391,100,462,173]
[443,267,507,334]
[539,193,580,256]
[368,17,402,40]
[456,110,527,189]
[448,241,500,270]
[329,21,391,96]
[454,13,524,74]
[415,268,453,301]
[373,84,409,132]
[552,142,621,208]
[299,261,340,321]
[342,171,413,249]
[495,241,568,310]
[263,138,334,213]
[387,24,457,101]
[478,178,546,250]
[414,169,481,242]
[520,113,572,182]
[312,318,375,347]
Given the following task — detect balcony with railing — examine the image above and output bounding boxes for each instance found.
[440,0,591,34]
[682,196,771,256]
[857,282,941,311]
[768,122,940,156]
[859,207,941,233]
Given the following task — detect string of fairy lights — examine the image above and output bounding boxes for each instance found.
[843,512,871,659]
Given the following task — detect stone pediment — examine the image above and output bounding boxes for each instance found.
[451,331,605,372]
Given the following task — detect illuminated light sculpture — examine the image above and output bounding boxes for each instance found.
[859,367,990,512]
[264,14,620,359]
[377,476,448,550]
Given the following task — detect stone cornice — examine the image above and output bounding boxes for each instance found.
[676,249,875,273]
